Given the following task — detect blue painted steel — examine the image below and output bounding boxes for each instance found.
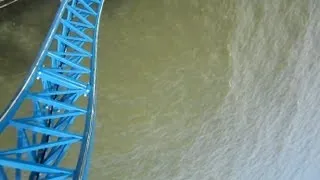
[0,0,105,179]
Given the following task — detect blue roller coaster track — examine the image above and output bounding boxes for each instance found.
[0,0,105,179]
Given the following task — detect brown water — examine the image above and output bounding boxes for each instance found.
[1,0,320,179]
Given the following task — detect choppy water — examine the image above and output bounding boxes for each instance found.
[1,0,320,179]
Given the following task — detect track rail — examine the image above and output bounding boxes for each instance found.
[0,0,104,179]
[0,0,19,9]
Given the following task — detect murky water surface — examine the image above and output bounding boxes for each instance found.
[1,0,320,179]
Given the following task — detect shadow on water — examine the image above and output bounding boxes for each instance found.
[0,0,56,21]
[0,0,59,77]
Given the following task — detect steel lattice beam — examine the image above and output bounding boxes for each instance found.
[0,0,105,179]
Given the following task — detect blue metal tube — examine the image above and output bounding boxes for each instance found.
[0,157,73,174]
[74,0,105,179]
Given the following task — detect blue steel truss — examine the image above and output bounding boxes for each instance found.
[0,0,104,179]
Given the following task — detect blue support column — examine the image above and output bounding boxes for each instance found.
[0,0,105,179]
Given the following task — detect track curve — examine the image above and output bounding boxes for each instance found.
[0,0,105,179]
